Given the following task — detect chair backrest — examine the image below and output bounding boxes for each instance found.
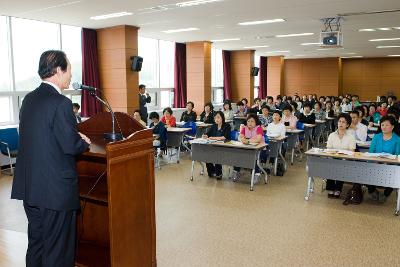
[296,121,304,130]
[263,134,270,144]
[0,128,19,153]
[183,121,197,136]
[230,130,239,141]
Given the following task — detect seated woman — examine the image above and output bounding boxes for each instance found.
[232,113,265,181]
[133,109,146,127]
[267,110,286,138]
[202,111,231,180]
[324,101,334,118]
[222,100,234,121]
[251,97,262,112]
[259,104,272,130]
[333,99,342,116]
[367,116,400,202]
[297,103,316,124]
[281,105,298,130]
[180,101,197,122]
[149,112,167,149]
[326,113,356,199]
[367,103,381,126]
[160,107,176,128]
[235,101,247,117]
[200,102,215,124]
[378,102,388,116]
[313,102,326,121]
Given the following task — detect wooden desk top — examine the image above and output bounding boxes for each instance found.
[305,149,400,165]
[192,139,266,150]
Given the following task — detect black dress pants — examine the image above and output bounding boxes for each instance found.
[206,163,222,176]
[24,202,77,267]
[326,179,344,192]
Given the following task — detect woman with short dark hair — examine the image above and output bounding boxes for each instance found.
[160,107,176,127]
[200,102,215,124]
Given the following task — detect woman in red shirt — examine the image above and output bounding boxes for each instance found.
[160,107,176,127]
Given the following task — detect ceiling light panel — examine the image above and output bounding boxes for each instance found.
[162,27,199,33]
[90,12,132,20]
[238,19,285,26]
[276,33,314,38]
[176,0,222,7]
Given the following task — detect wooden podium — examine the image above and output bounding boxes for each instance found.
[76,112,156,267]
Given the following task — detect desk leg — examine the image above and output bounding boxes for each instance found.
[274,157,278,175]
[199,162,205,175]
[305,177,314,200]
[190,161,195,181]
[291,148,295,165]
[177,146,181,163]
[279,148,287,171]
[250,169,255,191]
[257,161,268,184]
[395,188,400,216]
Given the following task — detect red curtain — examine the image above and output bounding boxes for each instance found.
[174,43,187,108]
[80,28,102,117]
[258,56,268,99]
[222,50,232,100]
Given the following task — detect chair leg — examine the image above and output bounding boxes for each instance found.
[7,147,14,176]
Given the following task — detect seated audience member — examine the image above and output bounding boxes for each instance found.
[367,103,381,125]
[333,99,342,116]
[275,95,285,110]
[160,107,177,127]
[232,113,265,181]
[266,96,275,110]
[72,103,82,123]
[306,94,315,107]
[341,97,352,112]
[202,111,231,180]
[235,101,247,117]
[259,104,272,130]
[297,103,316,124]
[354,106,369,126]
[149,112,167,149]
[319,96,326,110]
[267,110,286,138]
[324,101,334,118]
[291,102,301,117]
[241,98,249,112]
[252,98,262,111]
[133,109,147,127]
[282,105,298,130]
[286,96,293,105]
[313,102,326,121]
[295,95,302,110]
[387,95,397,107]
[367,116,400,202]
[301,94,308,103]
[376,107,400,136]
[222,100,234,121]
[325,113,356,199]
[351,95,361,108]
[200,102,215,124]
[349,111,368,141]
[325,96,332,103]
[378,102,388,116]
[180,101,197,122]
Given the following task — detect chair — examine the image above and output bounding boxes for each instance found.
[230,131,239,141]
[0,128,19,175]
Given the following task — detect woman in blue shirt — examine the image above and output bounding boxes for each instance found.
[367,116,400,202]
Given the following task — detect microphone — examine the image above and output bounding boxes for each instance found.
[72,82,97,92]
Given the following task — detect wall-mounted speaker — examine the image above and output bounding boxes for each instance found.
[130,56,143,72]
[251,67,259,76]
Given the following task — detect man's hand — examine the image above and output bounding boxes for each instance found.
[79,132,91,145]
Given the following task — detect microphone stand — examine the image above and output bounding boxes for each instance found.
[90,91,123,142]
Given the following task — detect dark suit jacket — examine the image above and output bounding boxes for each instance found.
[139,93,151,118]
[11,83,89,211]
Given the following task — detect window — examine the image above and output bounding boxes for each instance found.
[12,17,60,91]
[0,16,82,126]
[0,16,11,92]
[254,87,259,99]
[211,48,224,104]
[138,37,175,110]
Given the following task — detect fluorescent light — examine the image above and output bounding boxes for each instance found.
[265,50,290,53]
[211,38,240,42]
[294,55,305,57]
[369,37,400,42]
[358,28,376,32]
[344,52,357,55]
[276,33,314,38]
[341,56,363,58]
[238,19,285,26]
[162,27,199,33]
[90,12,132,20]
[378,27,391,31]
[317,48,344,51]
[243,45,269,49]
[387,55,400,57]
[176,0,222,7]
[377,45,400,48]
[300,42,321,46]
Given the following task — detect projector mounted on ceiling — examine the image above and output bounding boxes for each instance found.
[319,17,343,48]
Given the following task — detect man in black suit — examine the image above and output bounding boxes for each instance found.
[139,84,151,122]
[11,50,91,267]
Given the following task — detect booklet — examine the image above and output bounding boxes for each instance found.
[364,153,397,160]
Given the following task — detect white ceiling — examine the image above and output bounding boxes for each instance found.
[1,0,400,58]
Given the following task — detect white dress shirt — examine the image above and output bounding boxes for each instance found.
[327,130,356,150]
[348,122,368,142]
[43,81,61,94]
[266,122,286,138]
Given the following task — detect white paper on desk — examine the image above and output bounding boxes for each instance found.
[336,150,354,156]
[356,141,371,146]
[190,138,208,144]
[364,152,396,159]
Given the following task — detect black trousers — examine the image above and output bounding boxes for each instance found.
[367,186,393,197]
[24,202,77,267]
[326,179,344,192]
[206,163,222,176]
